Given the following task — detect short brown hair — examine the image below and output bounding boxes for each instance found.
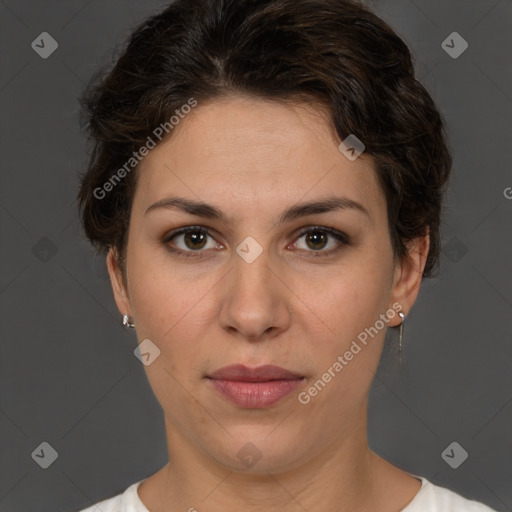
[77,0,453,283]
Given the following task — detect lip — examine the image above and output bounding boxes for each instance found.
[209,364,303,382]
[207,364,305,408]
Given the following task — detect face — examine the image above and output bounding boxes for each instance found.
[107,95,427,473]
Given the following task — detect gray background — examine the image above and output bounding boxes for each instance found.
[0,0,511,510]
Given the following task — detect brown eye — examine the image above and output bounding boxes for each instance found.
[304,230,328,250]
[293,227,350,256]
[164,227,218,258]
[182,230,208,250]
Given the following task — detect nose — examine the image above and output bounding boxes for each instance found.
[218,245,291,343]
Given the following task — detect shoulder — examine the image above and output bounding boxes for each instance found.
[74,492,123,512]
[404,476,498,512]
[73,479,147,512]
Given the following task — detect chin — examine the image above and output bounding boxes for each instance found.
[205,428,310,474]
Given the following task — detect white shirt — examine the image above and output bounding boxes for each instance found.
[76,473,498,511]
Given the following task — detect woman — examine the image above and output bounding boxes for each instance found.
[75,0,498,510]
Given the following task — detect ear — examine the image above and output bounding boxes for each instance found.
[106,246,132,318]
[388,229,430,327]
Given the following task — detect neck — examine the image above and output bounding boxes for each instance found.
[142,400,390,512]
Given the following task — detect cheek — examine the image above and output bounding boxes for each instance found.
[293,255,392,391]
[127,256,216,417]
[128,239,206,327]
[307,260,390,338]
[295,271,390,418]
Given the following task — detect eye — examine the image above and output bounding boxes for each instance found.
[163,225,350,259]
[163,226,220,258]
[291,226,350,257]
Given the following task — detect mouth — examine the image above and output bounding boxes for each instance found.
[206,364,305,408]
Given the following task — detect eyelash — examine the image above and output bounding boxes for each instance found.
[163,225,350,259]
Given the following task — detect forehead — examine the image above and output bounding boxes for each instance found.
[133,96,385,223]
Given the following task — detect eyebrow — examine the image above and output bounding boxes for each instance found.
[144,195,371,224]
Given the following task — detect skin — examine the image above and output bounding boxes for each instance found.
[106,95,429,512]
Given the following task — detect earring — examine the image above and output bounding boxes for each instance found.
[122,314,135,328]
[398,311,405,373]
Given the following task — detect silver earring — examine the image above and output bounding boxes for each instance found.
[398,311,405,373]
[122,314,135,328]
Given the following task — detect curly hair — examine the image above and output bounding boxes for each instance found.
[77,0,453,285]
